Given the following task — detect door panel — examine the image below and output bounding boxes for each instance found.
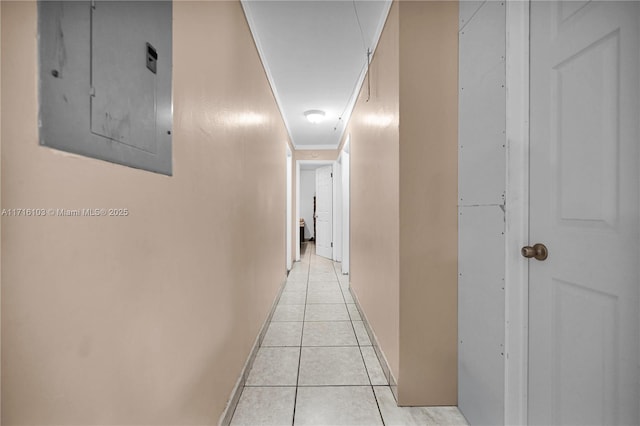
[341,150,350,275]
[554,30,619,227]
[529,2,639,425]
[316,166,333,260]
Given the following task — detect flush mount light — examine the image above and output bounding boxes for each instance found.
[304,109,326,124]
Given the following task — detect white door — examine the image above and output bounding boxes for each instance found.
[528,2,639,425]
[315,165,333,259]
[341,149,350,275]
[333,160,342,262]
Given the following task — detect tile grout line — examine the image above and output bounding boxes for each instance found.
[371,383,387,426]
[291,242,311,426]
[334,252,387,425]
[226,264,294,425]
[339,274,386,424]
[263,344,361,348]
[237,244,309,425]
[229,244,394,425]
[244,384,379,388]
[300,246,387,424]
[334,248,388,423]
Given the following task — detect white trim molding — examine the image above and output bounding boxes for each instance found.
[504,1,530,424]
[296,160,335,257]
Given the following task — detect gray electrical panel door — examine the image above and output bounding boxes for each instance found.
[38,1,172,175]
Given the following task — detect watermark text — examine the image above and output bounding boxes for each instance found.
[1,208,129,217]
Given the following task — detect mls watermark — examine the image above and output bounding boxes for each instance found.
[1,208,129,217]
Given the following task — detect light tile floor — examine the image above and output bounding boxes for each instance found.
[230,243,469,426]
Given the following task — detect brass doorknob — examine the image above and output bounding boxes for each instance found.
[521,243,548,261]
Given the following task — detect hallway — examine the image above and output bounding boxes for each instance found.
[230,243,468,425]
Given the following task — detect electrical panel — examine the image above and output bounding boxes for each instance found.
[38,1,172,175]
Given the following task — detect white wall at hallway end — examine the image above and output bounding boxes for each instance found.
[300,170,316,240]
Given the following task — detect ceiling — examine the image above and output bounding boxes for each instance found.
[241,0,392,150]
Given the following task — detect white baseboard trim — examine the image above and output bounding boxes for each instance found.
[349,287,399,401]
[218,275,288,426]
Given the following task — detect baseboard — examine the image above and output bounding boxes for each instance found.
[218,274,289,426]
[349,286,399,402]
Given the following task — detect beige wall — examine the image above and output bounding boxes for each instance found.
[1,1,289,424]
[398,0,459,405]
[344,0,458,405]
[346,2,401,378]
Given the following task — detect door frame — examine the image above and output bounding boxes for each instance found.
[296,160,336,258]
[504,1,530,424]
[314,164,334,260]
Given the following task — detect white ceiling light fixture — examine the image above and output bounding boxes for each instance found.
[304,109,326,124]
